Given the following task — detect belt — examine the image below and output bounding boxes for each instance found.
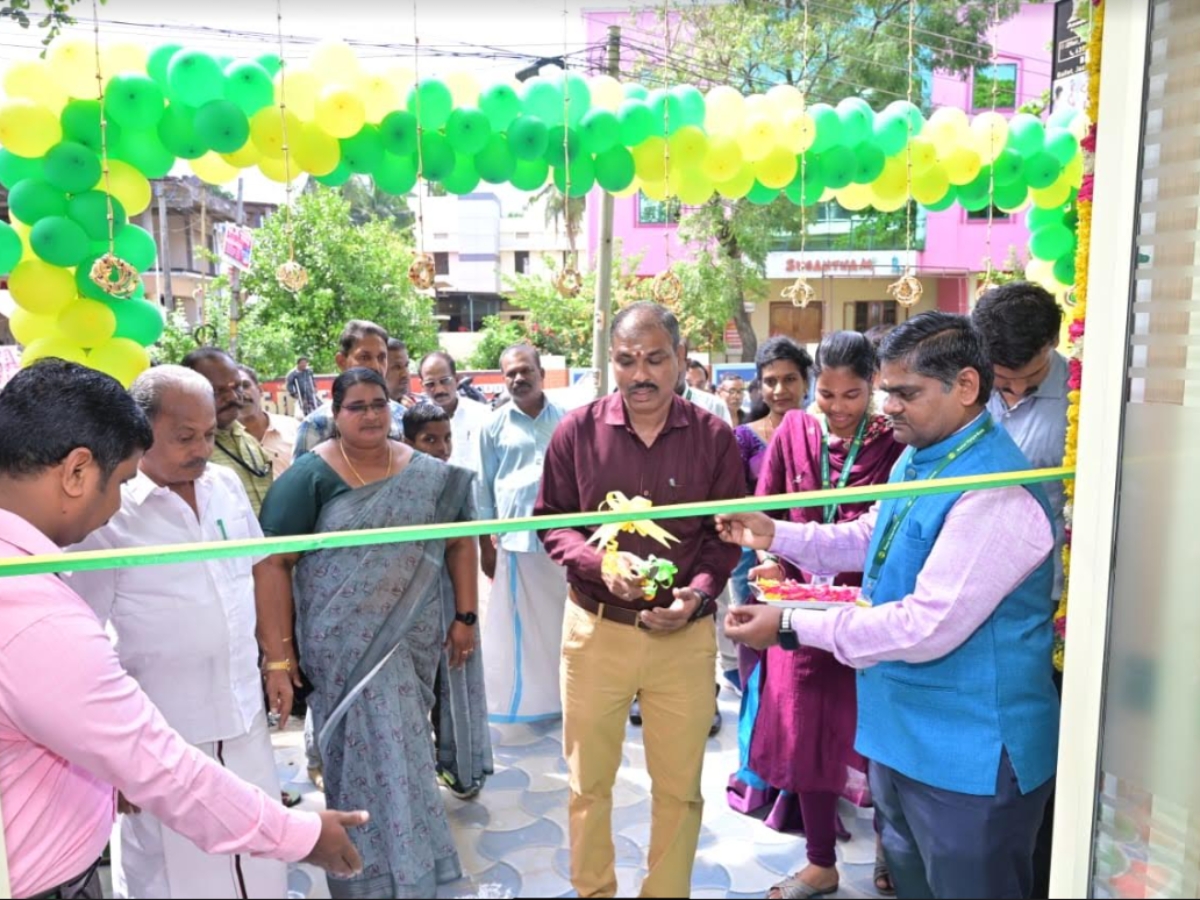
[30,857,103,900]
[568,587,717,630]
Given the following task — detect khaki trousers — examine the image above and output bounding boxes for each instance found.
[561,599,716,899]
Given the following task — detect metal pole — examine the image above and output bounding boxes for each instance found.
[154,181,174,311]
[591,25,620,397]
[229,177,245,357]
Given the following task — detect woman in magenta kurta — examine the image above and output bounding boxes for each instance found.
[732,332,904,900]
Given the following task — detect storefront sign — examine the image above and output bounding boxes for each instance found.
[1051,0,1088,114]
[765,250,915,280]
[220,224,254,272]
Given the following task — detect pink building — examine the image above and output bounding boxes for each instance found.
[582,2,1053,356]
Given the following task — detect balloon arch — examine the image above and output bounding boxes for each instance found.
[0,38,1086,385]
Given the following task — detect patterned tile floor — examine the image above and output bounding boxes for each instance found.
[276,685,889,899]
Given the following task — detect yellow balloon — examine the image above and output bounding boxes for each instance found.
[293,122,341,176]
[0,100,63,157]
[357,72,400,124]
[870,185,909,212]
[1062,153,1084,189]
[445,71,481,109]
[250,106,303,158]
[4,61,68,113]
[702,135,743,183]
[836,183,874,212]
[766,84,805,116]
[58,298,117,348]
[1025,257,1066,294]
[907,137,939,175]
[100,43,149,80]
[911,165,951,206]
[819,186,837,203]
[8,259,76,316]
[309,40,361,81]
[669,168,713,206]
[22,335,89,368]
[943,147,982,186]
[87,337,150,387]
[778,109,815,153]
[222,141,262,169]
[316,86,366,139]
[190,152,240,185]
[278,69,318,120]
[385,66,417,102]
[874,155,909,198]
[11,221,33,258]
[631,137,667,182]
[715,163,756,200]
[639,178,668,201]
[1030,178,1073,209]
[970,111,1009,163]
[8,306,58,346]
[47,38,100,99]
[754,146,798,190]
[705,86,745,138]
[738,115,779,162]
[588,75,625,112]
[926,106,970,147]
[258,153,300,184]
[1068,113,1090,140]
[101,160,152,216]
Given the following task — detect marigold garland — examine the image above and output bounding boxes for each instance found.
[1055,0,1104,671]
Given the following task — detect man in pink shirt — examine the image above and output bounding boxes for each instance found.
[0,360,368,899]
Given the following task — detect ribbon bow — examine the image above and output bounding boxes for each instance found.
[585,491,680,551]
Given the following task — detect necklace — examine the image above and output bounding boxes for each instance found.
[338,439,393,487]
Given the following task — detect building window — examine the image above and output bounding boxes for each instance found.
[852,300,899,333]
[637,192,681,226]
[433,252,450,276]
[966,205,1012,221]
[770,302,823,344]
[972,62,1018,110]
[515,250,530,274]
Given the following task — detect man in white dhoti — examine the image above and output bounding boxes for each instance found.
[68,366,295,899]
[476,344,568,723]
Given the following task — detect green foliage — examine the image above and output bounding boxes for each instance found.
[231,187,438,377]
[338,175,414,230]
[467,316,530,370]
[0,0,104,49]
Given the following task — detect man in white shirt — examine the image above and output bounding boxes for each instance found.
[68,365,295,899]
[238,364,299,479]
[419,350,491,471]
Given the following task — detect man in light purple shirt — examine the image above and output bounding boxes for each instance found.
[718,313,1059,900]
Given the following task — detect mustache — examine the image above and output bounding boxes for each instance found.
[630,382,658,392]
[184,458,208,470]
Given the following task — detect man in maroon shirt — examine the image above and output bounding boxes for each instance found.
[535,301,744,898]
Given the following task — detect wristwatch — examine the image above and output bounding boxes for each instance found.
[778,608,801,651]
[687,588,716,621]
[454,611,478,627]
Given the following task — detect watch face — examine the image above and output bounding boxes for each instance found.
[457,612,478,626]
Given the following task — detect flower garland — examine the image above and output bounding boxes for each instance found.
[1055,0,1104,672]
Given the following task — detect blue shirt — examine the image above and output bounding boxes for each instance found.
[292,399,407,459]
[476,398,566,554]
[987,351,1069,601]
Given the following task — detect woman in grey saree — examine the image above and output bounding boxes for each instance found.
[259,369,479,899]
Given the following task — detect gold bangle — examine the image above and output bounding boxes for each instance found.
[263,660,292,674]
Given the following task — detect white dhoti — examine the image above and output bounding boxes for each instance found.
[112,711,287,899]
[483,549,568,723]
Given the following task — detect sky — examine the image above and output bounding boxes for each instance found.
[1,0,651,207]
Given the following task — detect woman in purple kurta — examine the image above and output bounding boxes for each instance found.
[730,332,904,900]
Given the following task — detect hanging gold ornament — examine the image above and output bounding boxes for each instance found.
[887,271,924,307]
[782,277,816,309]
[556,266,584,299]
[89,253,141,299]
[409,253,437,291]
[651,269,683,305]
[276,260,309,293]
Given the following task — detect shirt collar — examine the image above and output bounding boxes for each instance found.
[127,466,213,507]
[507,396,556,423]
[990,350,1070,409]
[600,391,690,431]
[0,508,63,557]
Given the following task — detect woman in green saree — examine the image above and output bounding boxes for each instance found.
[258,368,479,899]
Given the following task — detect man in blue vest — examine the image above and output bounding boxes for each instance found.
[717,311,1059,899]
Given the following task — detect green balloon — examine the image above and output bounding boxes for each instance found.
[1006,113,1045,157]
[959,189,991,212]
[61,100,124,154]
[9,178,68,224]
[593,145,635,192]
[418,132,455,181]
[580,109,620,155]
[441,155,481,195]
[1053,253,1077,286]
[521,77,564,127]
[31,215,91,267]
[0,221,21,275]
[43,141,101,194]
[1045,129,1079,166]
[808,104,843,154]
[836,97,874,148]
[113,224,158,271]
[194,99,250,153]
[167,50,226,107]
[157,105,207,160]
[224,61,275,116]
[646,89,672,136]
[1030,223,1074,261]
[921,186,958,211]
[747,180,780,205]
[445,108,492,155]
[111,128,175,178]
[672,85,706,129]
[1023,151,1062,189]
[818,150,854,189]
[990,148,1024,187]
[1028,205,1067,231]
[314,159,353,187]
[852,144,885,183]
[617,101,654,147]
[958,168,992,206]
[511,157,549,191]
[0,150,42,189]
[563,73,592,127]
[543,126,583,168]
[785,161,825,206]
[147,44,182,90]
[883,100,924,135]
[380,111,419,156]
[255,54,283,78]
[109,298,166,346]
[408,79,453,129]
[993,179,1028,210]
[475,134,517,184]
[68,191,127,241]
[479,83,521,131]
[76,252,114,300]
[373,153,418,195]
[508,115,549,161]
[623,83,648,101]
[340,125,384,174]
[106,75,165,130]
[873,112,910,157]
[553,154,594,198]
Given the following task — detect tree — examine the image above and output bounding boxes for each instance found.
[531,186,586,258]
[339,175,414,230]
[0,0,102,48]
[231,187,439,377]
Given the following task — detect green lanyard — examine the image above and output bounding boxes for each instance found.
[820,415,868,524]
[866,417,993,583]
